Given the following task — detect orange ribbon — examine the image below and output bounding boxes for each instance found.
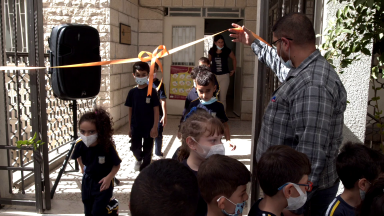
[138,45,169,96]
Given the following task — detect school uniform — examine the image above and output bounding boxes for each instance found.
[187,99,228,123]
[71,140,122,216]
[324,195,356,216]
[125,86,160,170]
[248,198,284,216]
[153,78,167,157]
[182,160,207,216]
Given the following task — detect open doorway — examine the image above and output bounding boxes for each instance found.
[204,19,243,118]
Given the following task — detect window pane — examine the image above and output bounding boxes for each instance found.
[172,26,196,66]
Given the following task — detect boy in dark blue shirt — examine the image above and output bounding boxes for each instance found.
[186,68,235,151]
[325,143,382,216]
[125,62,160,171]
[151,63,167,159]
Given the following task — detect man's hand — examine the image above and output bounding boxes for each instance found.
[226,140,236,151]
[229,23,256,46]
[80,167,85,174]
[230,70,235,76]
[150,127,158,138]
[99,176,113,192]
[160,116,167,127]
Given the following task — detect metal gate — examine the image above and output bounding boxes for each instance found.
[250,0,316,205]
[0,0,96,213]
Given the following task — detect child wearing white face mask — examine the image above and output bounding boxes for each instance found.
[248,145,312,216]
[198,154,251,216]
[71,107,121,216]
[178,108,226,216]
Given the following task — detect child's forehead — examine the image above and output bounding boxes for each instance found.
[79,121,96,130]
[197,82,215,89]
[135,70,148,75]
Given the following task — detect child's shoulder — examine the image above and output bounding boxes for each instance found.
[325,195,355,216]
[249,198,280,216]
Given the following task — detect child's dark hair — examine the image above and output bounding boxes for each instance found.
[130,159,199,216]
[195,67,216,87]
[191,65,209,80]
[357,174,384,216]
[133,61,150,74]
[178,109,224,161]
[210,34,227,52]
[337,142,380,189]
[78,106,114,152]
[198,155,250,203]
[257,145,311,197]
[199,57,210,65]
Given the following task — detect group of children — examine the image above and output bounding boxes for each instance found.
[71,59,384,216]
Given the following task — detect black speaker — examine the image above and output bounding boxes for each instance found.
[48,24,101,100]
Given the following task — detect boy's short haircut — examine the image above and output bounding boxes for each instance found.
[133,62,150,74]
[191,65,208,80]
[198,155,250,203]
[195,66,216,87]
[199,57,210,65]
[130,159,199,216]
[257,145,311,197]
[336,142,380,189]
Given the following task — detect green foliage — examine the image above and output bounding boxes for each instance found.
[320,0,384,151]
[16,132,45,151]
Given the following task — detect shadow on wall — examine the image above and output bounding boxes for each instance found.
[342,124,364,145]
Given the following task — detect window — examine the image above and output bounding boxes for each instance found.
[5,0,29,52]
[172,26,196,66]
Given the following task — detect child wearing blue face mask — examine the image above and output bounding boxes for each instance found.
[249,145,312,216]
[185,68,235,151]
[72,107,121,216]
[198,154,251,216]
[125,62,160,171]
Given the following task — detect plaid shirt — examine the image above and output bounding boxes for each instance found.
[252,39,347,189]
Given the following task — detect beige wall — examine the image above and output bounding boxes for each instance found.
[43,0,139,130]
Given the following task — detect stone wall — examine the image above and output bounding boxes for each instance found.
[42,0,139,130]
[139,0,257,120]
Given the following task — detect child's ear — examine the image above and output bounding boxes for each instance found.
[132,73,136,78]
[358,178,370,192]
[186,136,197,150]
[217,196,226,210]
[283,183,294,198]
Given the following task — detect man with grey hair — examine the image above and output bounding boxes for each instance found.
[230,13,347,216]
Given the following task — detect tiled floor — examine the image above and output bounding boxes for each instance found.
[0,116,253,215]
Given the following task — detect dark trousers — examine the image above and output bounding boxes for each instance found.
[154,118,164,156]
[130,135,154,171]
[82,173,113,216]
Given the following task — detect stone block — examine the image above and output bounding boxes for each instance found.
[243,75,254,88]
[140,0,162,6]
[204,0,214,6]
[214,0,225,7]
[99,91,110,100]
[241,101,253,113]
[91,16,106,25]
[243,61,255,75]
[110,9,119,26]
[245,7,257,20]
[247,0,256,6]
[139,45,159,53]
[45,8,62,16]
[123,0,131,14]
[83,0,100,8]
[241,113,252,121]
[109,42,116,59]
[129,17,138,31]
[99,25,111,33]
[110,105,121,122]
[121,73,131,88]
[243,47,256,62]
[112,63,123,74]
[71,0,82,6]
[193,0,203,6]
[183,0,193,6]
[129,74,137,86]
[139,20,163,33]
[173,0,182,6]
[99,33,111,42]
[241,87,253,100]
[111,25,120,42]
[52,0,72,6]
[162,0,172,6]
[110,0,123,11]
[236,0,246,8]
[122,87,131,103]
[244,20,256,32]
[139,33,163,46]
[225,0,235,7]
[101,65,111,75]
[131,4,139,18]
[128,45,138,58]
[129,0,138,5]
[46,16,71,25]
[120,103,129,118]
[139,7,164,19]
[131,32,138,45]
[116,44,129,58]
[110,75,122,91]
[43,0,52,7]
[119,13,129,25]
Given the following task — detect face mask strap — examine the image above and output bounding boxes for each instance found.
[217,196,236,206]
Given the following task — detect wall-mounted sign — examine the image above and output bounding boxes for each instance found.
[120,23,131,45]
[169,66,194,100]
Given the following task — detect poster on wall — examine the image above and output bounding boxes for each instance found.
[169,66,194,100]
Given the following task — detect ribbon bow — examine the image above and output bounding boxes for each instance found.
[138,45,169,96]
